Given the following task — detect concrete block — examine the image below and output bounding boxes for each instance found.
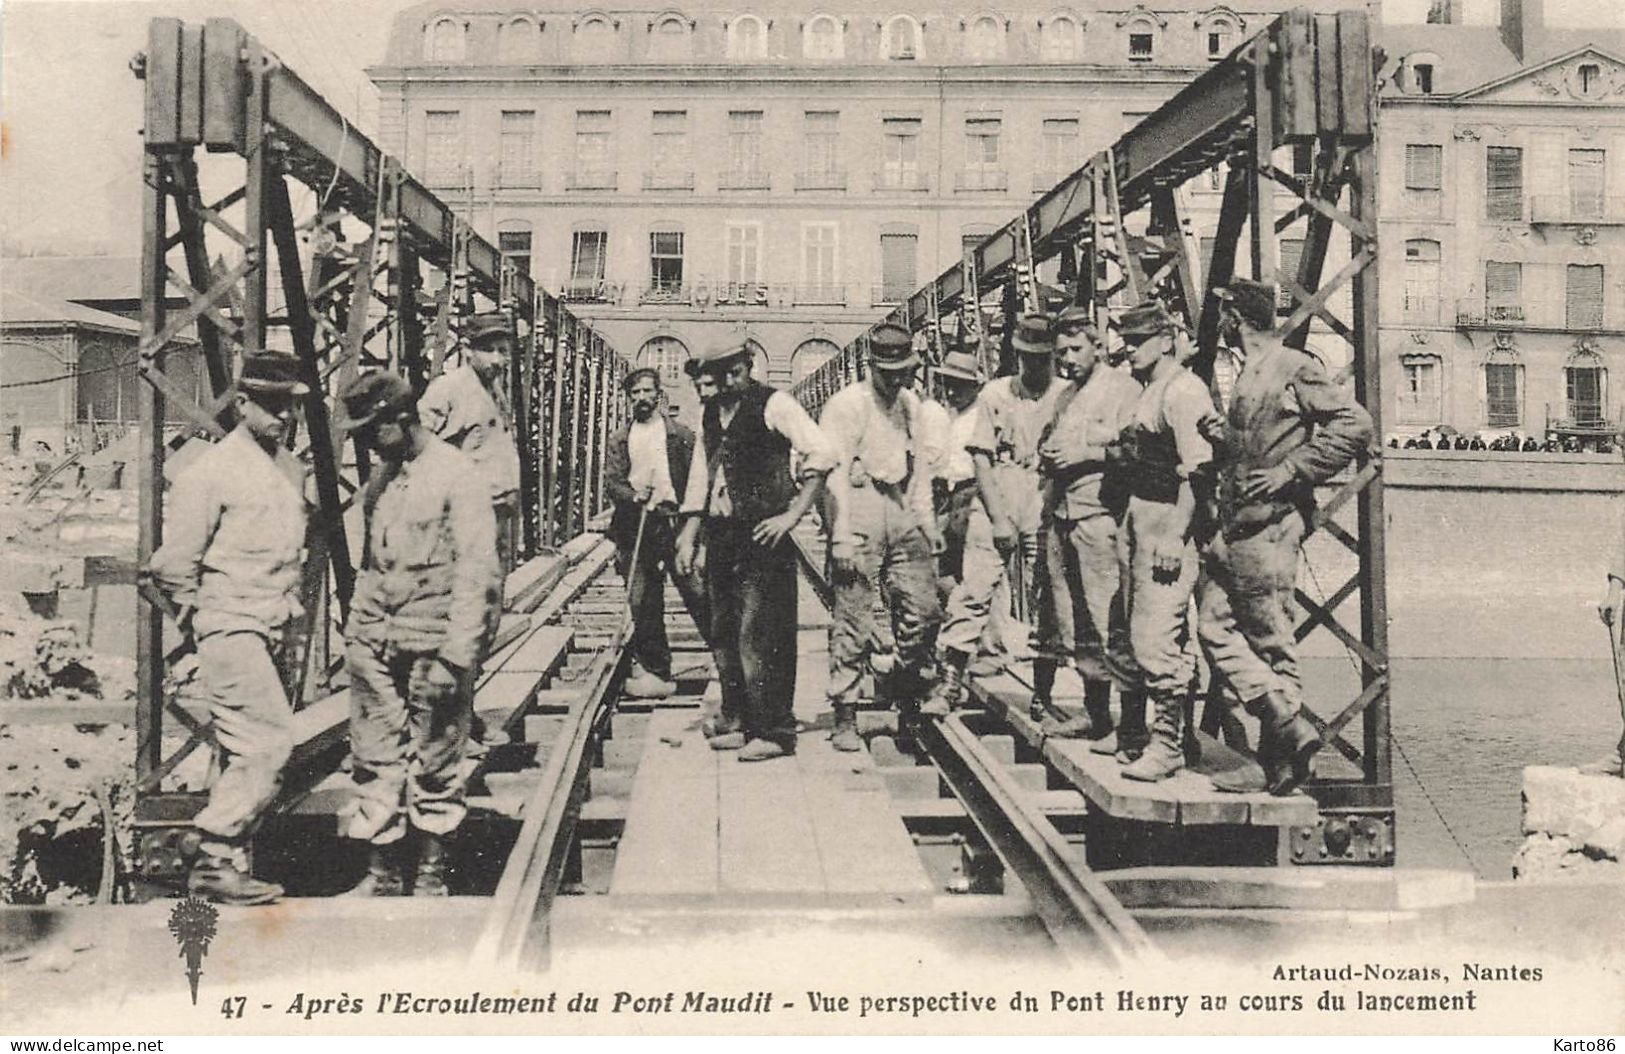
[1522,765,1625,841]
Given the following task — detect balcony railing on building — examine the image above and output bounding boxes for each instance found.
[568,169,618,191]
[1456,298,1607,331]
[1546,401,1621,437]
[955,168,1009,192]
[639,281,687,304]
[795,170,848,191]
[719,169,771,191]
[563,279,621,304]
[643,170,696,191]
[794,284,847,306]
[871,283,914,307]
[1529,195,1625,225]
[874,169,928,192]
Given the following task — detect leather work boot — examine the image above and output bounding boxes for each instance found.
[1028,658,1058,722]
[624,669,677,700]
[345,845,406,897]
[829,704,862,752]
[1121,692,1187,783]
[188,848,284,907]
[738,738,793,762]
[1102,691,1149,761]
[1253,690,1321,796]
[921,650,968,718]
[414,834,449,897]
[708,731,746,751]
[1044,680,1115,740]
[1209,718,1270,794]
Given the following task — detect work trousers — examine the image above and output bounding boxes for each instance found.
[616,512,710,681]
[939,501,1039,657]
[1197,514,1305,711]
[344,639,473,846]
[1035,512,1142,689]
[192,630,295,863]
[828,489,942,707]
[1118,496,1201,697]
[706,518,799,750]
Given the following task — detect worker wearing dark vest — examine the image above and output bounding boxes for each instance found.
[675,340,836,761]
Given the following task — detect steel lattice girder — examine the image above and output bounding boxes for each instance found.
[794,6,1391,835]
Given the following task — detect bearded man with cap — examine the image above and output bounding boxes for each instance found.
[674,340,836,761]
[1114,298,1218,782]
[1033,306,1146,744]
[818,324,944,749]
[146,352,311,905]
[338,371,501,895]
[928,313,1069,714]
[1197,278,1370,795]
[420,311,521,577]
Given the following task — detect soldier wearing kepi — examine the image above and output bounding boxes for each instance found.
[1198,279,1372,795]
[1034,306,1146,744]
[674,340,835,761]
[146,353,311,905]
[1115,299,1217,782]
[820,324,943,748]
[420,311,520,577]
[930,314,1069,713]
[338,372,502,895]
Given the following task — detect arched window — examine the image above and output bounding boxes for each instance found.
[791,338,840,382]
[804,15,843,59]
[1196,8,1243,61]
[743,338,771,379]
[1118,7,1164,62]
[1403,239,1441,322]
[637,335,691,389]
[1401,50,1443,94]
[965,15,1003,60]
[728,15,768,59]
[1040,14,1080,61]
[576,14,617,62]
[425,17,465,62]
[883,15,922,61]
[1565,346,1607,427]
[647,14,693,62]
[498,17,541,63]
[1483,344,1523,428]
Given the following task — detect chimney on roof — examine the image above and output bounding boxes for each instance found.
[1500,0,1545,62]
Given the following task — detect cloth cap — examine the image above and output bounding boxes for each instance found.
[1116,299,1178,340]
[934,349,983,383]
[868,323,921,371]
[1010,313,1057,355]
[1214,278,1277,331]
[465,312,513,347]
[693,338,754,368]
[337,371,416,432]
[237,353,310,397]
[1055,303,1093,332]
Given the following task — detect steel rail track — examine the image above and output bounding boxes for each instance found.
[789,530,1162,968]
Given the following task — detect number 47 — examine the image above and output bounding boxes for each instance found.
[221,996,246,1019]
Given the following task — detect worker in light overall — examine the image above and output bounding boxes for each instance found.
[820,324,944,748]
[674,340,835,761]
[931,314,1069,713]
[146,353,311,906]
[1115,300,1217,782]
[1198,279,1372,794]
[339,372,501,896]
[1034,306,1146,744]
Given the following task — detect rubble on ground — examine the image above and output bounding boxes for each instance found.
[1512,765,1625,882]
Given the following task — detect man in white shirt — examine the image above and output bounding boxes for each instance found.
[603,367,707,698]
[675,341,836,761]
[819,324,944,750]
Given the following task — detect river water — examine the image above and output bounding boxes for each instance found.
[1302,657,1620,877]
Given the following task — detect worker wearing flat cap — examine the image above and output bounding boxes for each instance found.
[337,371,501,895]
[1195,278,1371,795]
[928,313,1069,715]
[818,324,944,748]
[1109,298,1218,782]
[147,352,312,906]
[1033,305,1147,745]
[674,339,836,761]
[420,311,521,577]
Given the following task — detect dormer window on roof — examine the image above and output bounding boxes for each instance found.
[424,17,466,62]
[1039,11,1082,62]
[964,14,1005,61]
[804,14,843,59]
[647,12,694,62]
[883,15,922,61]
[1118,7,1165,63]
[498,16,542,64]
[575,13,619,62]
[727,15,769,60]
[1399,51,1442,94]
[1196,7,1244,61]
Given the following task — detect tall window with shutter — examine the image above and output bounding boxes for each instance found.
[1569,149,1605,221]
[649,230,684,293]
[650,110,689,186]
[1485,260,1522,321]
[804,111,840,177]
[574,110,612,184]
[728,111,764,179]
[1567,264,1604,329]
[1397,358,1441,424]
[1567,363,1605,426]
[1404,239,1441,321]
[1405,144,1442,217]
[1484,363,1520,427]
[1041,118,1080,181]
[499,110,536,187]
[802,222,839,302]
[498,231,531,278]
[882,118,922,187]
[879,232,917,302]
[425,110,463,185]
[1485,146,1523,222]
[569,230,608,294]
[726,223,761,288]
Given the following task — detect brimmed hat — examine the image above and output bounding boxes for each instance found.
[1213,278,1277,331]
[1010,313,1057,355]
[237,353,310,397]
[336,371,416,432]
[1116,299,1178,340]
[465,312,513,347]
[692,338,753,369]
[934,349,982,383]
[1055,303,1093,332]
[868,323,920,371]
